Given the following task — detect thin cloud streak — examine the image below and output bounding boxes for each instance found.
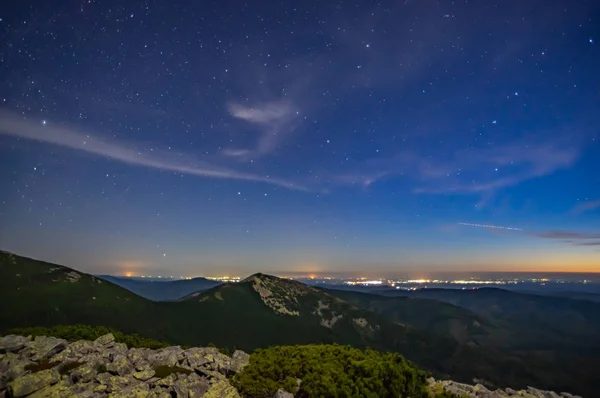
[225,99,297,157]
[572,200,600,214]
[0,111,306,191]
[332,139,579,203]
[531,231,600,240]
[529,230,600,248]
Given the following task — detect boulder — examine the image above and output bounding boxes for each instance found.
[8,369,60,397]
[1,353,32,379]
[70,362,99,383]
[0,335,30,354]
[187,373,210,398]
[28,379,75,397]
[203,379,240,398]
[27,336,67,361]
[94,333,115,347]
[183,348,210,368]
[173,378,190,398]
[107,354,133,376]
[274,389,294,398]
[148,347,181,368]
[228,350,250,372]
[133,369,155,381]
[111,382,149,398]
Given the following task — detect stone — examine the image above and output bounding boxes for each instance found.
[189,379,210,397]
[70,362,99,383]
[0,335,30,354]
[184,348,211,368]
[27,336,68,361]
[274,389,294,398]
[8,369,61,397]
[110,382,150,398]
[149,348,180,368]
[156,373,177,388]
[2,353,32,379]
[28,380,76,398]
[106,354,133,376]
[173,378,190,398]
[203,379,241,398]
[228,350,250,372]
[133,369,155,381]
[94,333,115,347]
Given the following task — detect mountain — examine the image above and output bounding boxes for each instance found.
[322,289,497,346]
[0,250,597,396]
[97,274,222,301]
[377,287,600,355]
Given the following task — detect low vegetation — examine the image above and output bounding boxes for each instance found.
[232,344,435,398]
[9,324,168,349]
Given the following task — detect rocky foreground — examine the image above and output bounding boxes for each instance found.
[0,334,584,398]
[0,334,246,397]
[426,379,583,398]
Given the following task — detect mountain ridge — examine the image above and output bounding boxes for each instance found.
[0,250,596,396]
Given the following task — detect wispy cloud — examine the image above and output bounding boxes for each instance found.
[529,230,600,247]
[531,231,600,240]
[225,99,298,158]
[572,200,600,214]
[0,111,305,190]
[332,139,579,203]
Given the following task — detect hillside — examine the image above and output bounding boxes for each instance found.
[323,289,496,346]
[0,251,595,396]
[97,274,222,301]
[384,287,600,354]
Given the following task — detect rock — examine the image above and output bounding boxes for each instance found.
[0,335,30,354]
[94,333,115,347]
[70,362,99,383]
[148,347,181,368]
[1,352,32,379]
[110,382,149,398]
[28,380,75,398]
[8,369,61,397]
[203,379,241,398]
[27,336,68,361]
[274,389,294,398]
[187,373,210,397]
[184,348,210,368]
[228,350,250,372]
[133,369,155,381]
[156,374,177,388]
[106,354,133,376]
[173,378,190,398]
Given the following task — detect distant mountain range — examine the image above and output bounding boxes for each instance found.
[96,274,222,301]
[1,250,599,397]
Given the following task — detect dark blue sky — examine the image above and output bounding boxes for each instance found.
[1,0,599,277]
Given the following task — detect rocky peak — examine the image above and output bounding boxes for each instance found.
[242,273,317,316]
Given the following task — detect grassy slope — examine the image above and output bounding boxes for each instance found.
[0,251,593,396]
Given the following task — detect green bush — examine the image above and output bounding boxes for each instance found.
[8,324,168,349]
[232,344,432,398]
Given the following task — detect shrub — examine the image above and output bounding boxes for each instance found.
[9,324,168,349]
[232,344,432,398]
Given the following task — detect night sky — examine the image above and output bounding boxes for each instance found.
[1,1,599,277]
